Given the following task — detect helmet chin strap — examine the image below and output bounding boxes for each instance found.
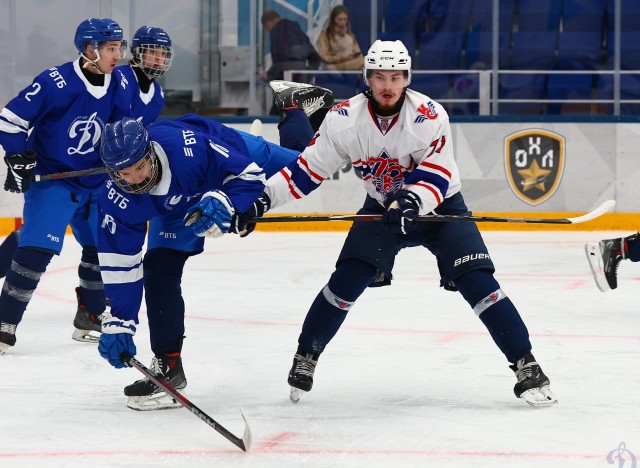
[80,49,105,74]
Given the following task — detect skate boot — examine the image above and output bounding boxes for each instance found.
[510,353,557,407]
[270,80,334,120]
[72,287,104,343]
[287,345,319,403]
[0,321,17,355]
[124,353,187,411]
[585,233,636,291]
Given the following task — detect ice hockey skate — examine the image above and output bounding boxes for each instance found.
[287,345,319,403]
[124,353,187,411]
[585,234,636,291]
[270,80,334,119]
[72,287,104,342]
[510,353,557,407]
[0,321,17,355]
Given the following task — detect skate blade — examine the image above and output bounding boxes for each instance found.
[520,385,558,407]
[127,391,183,411]
[72,328,100,343]
[584,243,610,292]
[289,387,307,404]
[0,342,12,355]
[269,80,313,93]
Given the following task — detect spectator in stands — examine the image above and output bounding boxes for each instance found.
[316,5,364,70]
[257,10,321,83]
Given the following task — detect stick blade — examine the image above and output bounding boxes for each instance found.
[238,408,253,452]
[568,199,616,224]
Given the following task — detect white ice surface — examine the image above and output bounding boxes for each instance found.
[0,231,638,467]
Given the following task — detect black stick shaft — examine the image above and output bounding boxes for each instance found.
[127,356,251,452]
[34,166,108,182]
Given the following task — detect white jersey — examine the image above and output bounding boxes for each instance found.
[265,89,461,214]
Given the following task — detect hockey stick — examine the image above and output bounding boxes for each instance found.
[33,166,108,182]
[249,199,616,225]
[125,356,252,452]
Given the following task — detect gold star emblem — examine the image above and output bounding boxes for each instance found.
[516,159,552,192]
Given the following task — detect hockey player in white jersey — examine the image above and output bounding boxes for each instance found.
[0,18,129,354]
[237,40,557,407]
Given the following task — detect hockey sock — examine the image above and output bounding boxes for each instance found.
[0,247,53,324]
[143,248,189,355]
[77,246,106,313]
[454,269,532,363]
[0,229,20,279]
[299,259,376,355]
[278,109,315,152]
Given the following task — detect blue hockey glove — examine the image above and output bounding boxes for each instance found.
[230,192,271,238]
[4,151,37,193]
[184,190,235,238]
[98,315,137,369]
[382,189,421,235]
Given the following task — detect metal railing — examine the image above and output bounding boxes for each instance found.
[283,68,640,116]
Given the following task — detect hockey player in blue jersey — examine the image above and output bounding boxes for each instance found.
[238,41,558,407]
[94,109,333,410]
[0,25,174,344]
[0,18,130,354]
[115,25,173,125]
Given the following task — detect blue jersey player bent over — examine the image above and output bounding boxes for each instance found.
[0,18,129,354]
[94,112,328,410]
[238,41,558,407]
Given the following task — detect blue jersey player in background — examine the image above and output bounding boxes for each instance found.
[115,25,173,126]
[0,18,129,354]
[0,24,174,344]
[94,111,331,410]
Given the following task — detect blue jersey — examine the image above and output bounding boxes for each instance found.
[0,59,129,193]
[97,115,266,322]
[114,65,165,125]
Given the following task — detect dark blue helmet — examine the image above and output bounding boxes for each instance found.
[100,118,159,194]
[131,26,173,78]
[74,18,125,53]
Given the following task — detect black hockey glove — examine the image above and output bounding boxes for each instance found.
[4,150,37,193]
[230,192,271,238]
[382,189,421,235]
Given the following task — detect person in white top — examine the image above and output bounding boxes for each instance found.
[235,40,557,408]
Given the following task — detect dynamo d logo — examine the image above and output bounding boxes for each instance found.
[504,129,565,206]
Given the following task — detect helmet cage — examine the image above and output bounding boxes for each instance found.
[107,144,160,195]
[132,44,173,79]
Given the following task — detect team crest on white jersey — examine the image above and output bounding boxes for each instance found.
[68,112,104,155]
[368,149,405,200]
[504,129,565,205]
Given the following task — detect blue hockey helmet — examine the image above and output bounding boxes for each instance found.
[100,117,160,194]
[74,18,125,54]
[131,26,174,79]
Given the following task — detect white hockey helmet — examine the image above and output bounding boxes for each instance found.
[363,40,412,85]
